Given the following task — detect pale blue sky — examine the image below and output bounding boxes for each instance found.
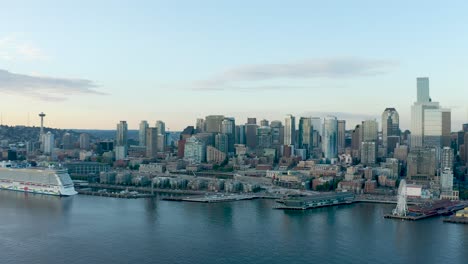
[0,0,467,130]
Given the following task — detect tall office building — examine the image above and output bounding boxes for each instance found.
[245,119,258,149]
[221,117,235,153]
[215,133,229,154]
[311,117,322,137]
[298,117,313,153]
[247,118,257,125]
[196,118,205,133]
[205,115,224,133]
[146,127,159,158]
[424,108,451,148]
[284,114,296,146]
[116,121,128,147]
[257,126,272,149]
[323,116,338,160]
[410,77,451,149]
[382,108,400,154]
[351,125,361,151]
[270,120,283,147]
[361,120,378,142]
[79,133,90,150]
[139,121,149,147]
[337,120,346,153]
[235,125,246,145]
[260,119,269,127]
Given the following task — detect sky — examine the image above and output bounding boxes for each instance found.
[0,0,467,131]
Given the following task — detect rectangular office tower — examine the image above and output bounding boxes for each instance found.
[410,77,451,149]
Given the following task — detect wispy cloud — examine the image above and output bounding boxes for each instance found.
[0,69,106,101]
[190,57,398,91]
[0,35,48,61]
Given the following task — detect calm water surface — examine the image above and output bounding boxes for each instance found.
[0,191,467,264]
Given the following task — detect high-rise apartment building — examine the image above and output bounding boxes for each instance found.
[156,120,166,135]
[440,147,454,170]
[361,141,376,165]
[139,121,149,147]
[79,133,90,150]
[43,131,55,154]
[184,136,205,164]
[116,121,128,147]
[284,114,296,146]
[323,116,338,160]
[62,133,72,149]
[115,121,128,159]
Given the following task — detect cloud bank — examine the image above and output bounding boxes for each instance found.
[191,57,397,91]
[0,69,105,101]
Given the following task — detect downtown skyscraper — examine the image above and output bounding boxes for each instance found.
[410,77,451,149]
[284,114,296,146]
[382,108,400,154]
[323,116,338,161]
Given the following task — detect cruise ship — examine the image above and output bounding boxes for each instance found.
[0,166,77,196]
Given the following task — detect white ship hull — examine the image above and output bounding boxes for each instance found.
[0,180,77,196]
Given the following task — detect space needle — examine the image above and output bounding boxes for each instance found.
[39,112,46,141]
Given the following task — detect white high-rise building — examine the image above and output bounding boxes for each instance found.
[79,133,90,149]
[184,136,205,164]
[440,168,454,194]
[323,116,338,160]
[139,121,149,147]
[441,147,454,170]
[43,131,54,154]
[115,146,127,160]
[284,114,296,146]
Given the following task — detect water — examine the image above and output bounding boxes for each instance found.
[0,191,467,264]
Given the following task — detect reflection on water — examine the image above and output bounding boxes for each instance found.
[0,191,467,264]
[0,190,73,216]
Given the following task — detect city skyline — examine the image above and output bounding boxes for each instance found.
[1,1,468,130]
